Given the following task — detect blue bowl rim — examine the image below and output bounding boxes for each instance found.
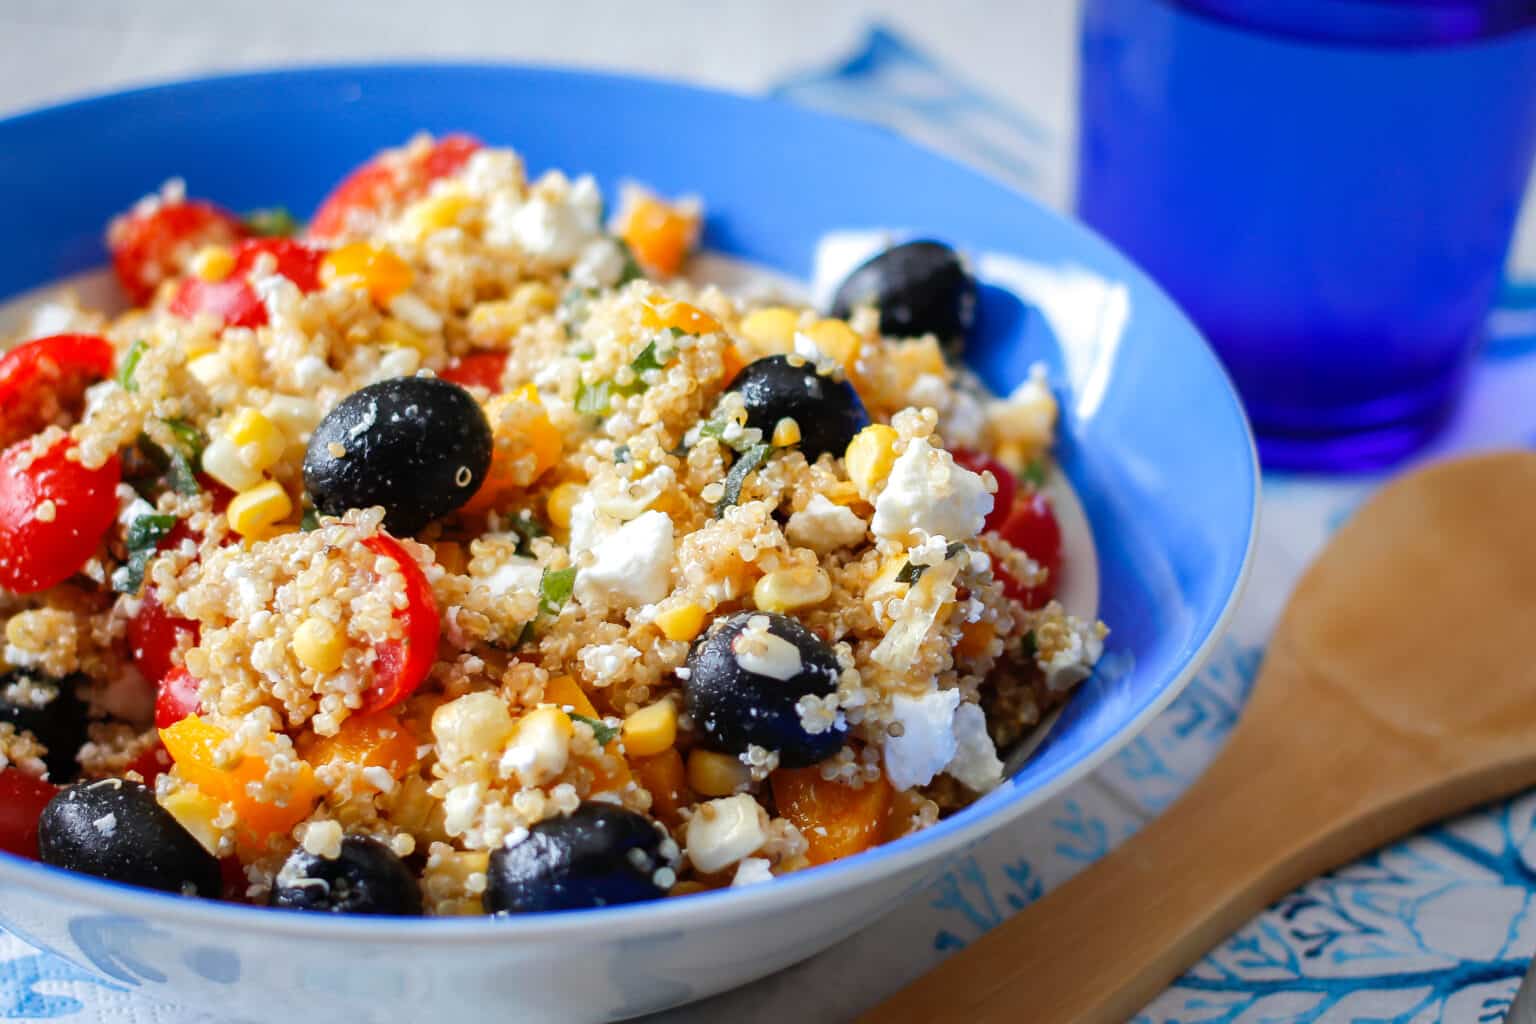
[0,60,1260,942]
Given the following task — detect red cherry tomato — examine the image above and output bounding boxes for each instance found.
[440,352,508,391]
[220,855,249,902]
[309,134,483,241]
[108,198,247,306]
[0,769,58,859]
[125,744,172,786]
[168,238,324,329]
[360,534,440,712]
[994,492,1063,610]
[952,449,1017,535]
[0,334,115,449]
[130,590,200,687]
[0,438,121,593]
[155,666,203,729]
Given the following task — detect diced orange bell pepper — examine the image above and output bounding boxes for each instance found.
[633,748,692,826]
[720,343,747,384]
[640,298,721,336]
[463,384,561,514]
[544,674,597,717]
[298,711,418,780]
[160,715,323,851]
[955,620,997,660]
[617,193,700,278]
[771,766,893,866]
[320,242,415,305]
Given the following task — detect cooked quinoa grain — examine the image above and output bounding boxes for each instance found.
[0,133,1105,912]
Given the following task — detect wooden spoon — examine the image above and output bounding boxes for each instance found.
[868,451,1536,1024]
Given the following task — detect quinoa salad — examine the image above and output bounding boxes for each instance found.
[0,134,1106,915]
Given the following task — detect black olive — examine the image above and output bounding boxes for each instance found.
[828,240,976,350]
[726,355,869,461]
[269,835,422,915]
[484,803,673,914]
[303,376,493,535]
[684,611,845,768]
[37,779,220,896]
[0,670,89,782]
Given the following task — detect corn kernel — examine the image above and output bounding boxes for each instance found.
[806,318,861,368]
[226,480,293,539]
[753,566,832,613]
[378,317,429,353]
[845,424,900,498]
[654,602,706,642]
[545,482,583,531]
[771,418,801,448]
[226,407,285,474]
[190,244,235,283]
[739,307,800,353]
[432,692,514,768]
[400,187,472,240]
[293,616,345,673]
[467,283,558,346]
[321,242,415,305]
[623,700,678,758]
[161,787,224,856]
[187,351,233,390]
[201,434,263,492]
[989,375,1058,460]
[687,749,752,797]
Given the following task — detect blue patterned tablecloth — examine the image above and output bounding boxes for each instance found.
[5,26,1536,1024]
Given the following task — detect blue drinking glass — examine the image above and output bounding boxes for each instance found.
[1076,0,1536,470]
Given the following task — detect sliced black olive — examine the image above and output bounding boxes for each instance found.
[484,803,673,914]
[684,611,845,768]
[726,355,868,461]
[37,779,220,896]
[269,835,422,915]
[828,240,976,350]
[0,669,89,782]
[303,376,493,535]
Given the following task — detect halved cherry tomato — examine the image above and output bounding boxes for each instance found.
[0,769,58,859]
[952,449,1017,535]
[309,134,483,241]
[994,492,1062,610]
[0,438,121,593]
[155,666,203,730]
[129,588,200,686]
[125,744,172,786]
[360,534,440,712]
[168,238,324,329]
[108,198,247,306]
[440,351,508,391]
[0,334,115,449]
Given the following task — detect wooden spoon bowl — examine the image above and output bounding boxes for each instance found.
[870,451,1536,1024]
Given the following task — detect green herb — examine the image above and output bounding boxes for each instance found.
[613,445,631,464]
[300,506,321,532]
[570,713,619,745]
[630,340,666,376]
[1020,459,1048,489]
[134,433,200,497]
[665,326,684,338]
[894,561,926,585]
[243,207,299,238]
[946,540,967,560]
[163,418,206,459]
[514,620,537,648]
[507,512,548,556]
[613,238,645,285]
[698,412,757,453]
[574,378,613,417]
[715,443,772,517]
[538,567,577,616]
[117,340,147,392]
[114,513,178,594]
[1022,632,1037,658]
[574,349,596,362]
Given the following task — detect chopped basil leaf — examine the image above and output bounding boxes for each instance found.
[117,340,147,392]
[570,713,619,745]
[538,567,577,616]
[574,349,596,362]
[1020,459,1048,489]
[1022,632,1037,658]
[114,513,178,594]
[133,433,200,496]
[507,512,547,556]
[945,541,967,560]
[244,207,299,238]
[163,418,207,459]
[630,340,666,376]
[894,561,926,585]
[665,326,685,338]
[613,238,645,285]
[514,620,536,648]
[698,412,756,454]
[714,443,772,517]
[300,506,321,532]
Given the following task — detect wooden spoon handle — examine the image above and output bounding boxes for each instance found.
[863,640,1453,1024]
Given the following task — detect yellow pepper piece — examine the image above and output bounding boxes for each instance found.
[322,242,415,305]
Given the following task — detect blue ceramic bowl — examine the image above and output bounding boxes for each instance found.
[0,65,1258,1023]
